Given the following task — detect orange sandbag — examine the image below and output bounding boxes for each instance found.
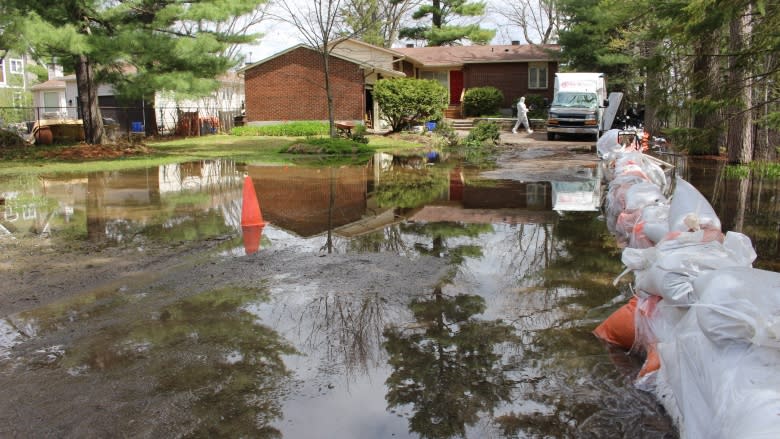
[638,343,661,377]
[593,296,638,350]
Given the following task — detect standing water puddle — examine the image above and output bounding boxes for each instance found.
[1,152,778,438]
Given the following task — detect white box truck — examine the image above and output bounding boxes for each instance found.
[546,72,621,140]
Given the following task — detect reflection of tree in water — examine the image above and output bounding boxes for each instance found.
[384,289,519,439]
[495,213,675,438]
[63,286,295,438]
[296,289,392,379]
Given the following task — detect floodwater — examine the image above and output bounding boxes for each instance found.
[1,150,778,438]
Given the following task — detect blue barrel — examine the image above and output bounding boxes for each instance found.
[131,121,144,132]
[426,121,437,131]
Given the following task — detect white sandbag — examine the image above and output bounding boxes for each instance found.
[669,176,721,232]
[639,204,670,244]
[597,129,622,158]
[622,232,756,305]
[656,315,780,439]
[694,267,780,348]
[614,152,669,193]
[624,182,667,211]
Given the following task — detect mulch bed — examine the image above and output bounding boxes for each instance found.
[40,142,153,160]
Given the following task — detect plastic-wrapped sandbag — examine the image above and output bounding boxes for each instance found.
[614,152,669,193]
[656,312,780,439]
[637,204,670,245]
[624,182,666,211]
[621,231,756,305]
[693,267,780,349]
[597,129,622,159]
[669,176,721,232]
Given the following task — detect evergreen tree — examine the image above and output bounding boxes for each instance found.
[9,0,267,144]
[400,0,495,46]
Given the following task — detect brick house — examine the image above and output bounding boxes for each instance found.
[240,39,559,129]
[396,43,559,118]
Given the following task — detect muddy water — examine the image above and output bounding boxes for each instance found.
[1,152,777,438]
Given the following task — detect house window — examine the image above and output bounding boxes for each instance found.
[10,59,23,74]
[420,70,449,89]
[0,60,5,84]
[528,63,548,89]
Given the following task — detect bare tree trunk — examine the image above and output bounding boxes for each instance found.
[726,3,753,164]
[321,52,337,138]
[643,39,663,134]
[753,52,777,161]
[691,36,721,155]
[75,55,104,145]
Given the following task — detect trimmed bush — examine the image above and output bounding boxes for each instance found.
[280,137,373,155]
[374,78,447,132]
[463,87,504,117]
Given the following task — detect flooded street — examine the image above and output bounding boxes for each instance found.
[1,139,778,438]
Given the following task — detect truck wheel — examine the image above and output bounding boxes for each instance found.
[547,132,555,141]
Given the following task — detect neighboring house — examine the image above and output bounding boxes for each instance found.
[154,72,244,135]
[0,51,37,123]
[240,40,405,130]
[395,43,559,116]
[240,39,559,128]
[29,65,243,135]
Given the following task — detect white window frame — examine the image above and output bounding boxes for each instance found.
[9,59,23,74]
[0,60,5,84]
[528,63,548,90]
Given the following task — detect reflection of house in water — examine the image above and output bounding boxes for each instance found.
[1,160,243,242]
[408,179,556,225]
[246,166,369,238]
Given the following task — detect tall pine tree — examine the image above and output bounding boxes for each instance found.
[11,0,267,144]
[399,0,495,46]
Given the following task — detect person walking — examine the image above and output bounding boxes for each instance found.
[512,97,533,134]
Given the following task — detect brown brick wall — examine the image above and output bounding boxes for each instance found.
[244,47,365,122]
[463,63,557,106]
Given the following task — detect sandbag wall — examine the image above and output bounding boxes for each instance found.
[593,129,780,439]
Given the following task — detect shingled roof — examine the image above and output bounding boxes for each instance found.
[394,44,560,68]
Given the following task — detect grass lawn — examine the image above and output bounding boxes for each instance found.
[0,133,430,176]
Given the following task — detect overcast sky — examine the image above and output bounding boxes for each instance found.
[244,0,525,63]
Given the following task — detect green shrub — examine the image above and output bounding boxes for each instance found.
[280,137,373,155]
[432,121,460,148]
[349,123,369,144]
[465,120,500,144]
[374,78,448,132]
[231,121,329,137]
[463,87,504,117]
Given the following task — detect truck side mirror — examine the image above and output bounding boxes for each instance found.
[543,98,549,108]
[603,99,610,108]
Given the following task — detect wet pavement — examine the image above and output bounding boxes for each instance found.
[1,138,778,438]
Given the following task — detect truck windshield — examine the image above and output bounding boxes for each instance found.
[552,92,598,108]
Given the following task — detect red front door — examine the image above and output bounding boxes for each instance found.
[449,70,464,105]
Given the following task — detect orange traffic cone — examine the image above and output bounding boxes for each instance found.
[241,175,266,227]
[242,225,264,255]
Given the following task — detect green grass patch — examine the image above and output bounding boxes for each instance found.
[232,121,330,137]
[725,161,780,180]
